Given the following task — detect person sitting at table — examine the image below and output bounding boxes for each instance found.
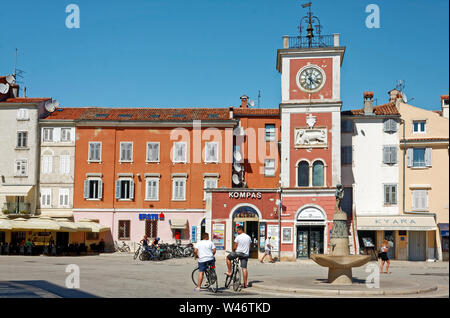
[19,239,26,246]
[25,239,34,247]
[98,238,105,253]
[49,236,55,247]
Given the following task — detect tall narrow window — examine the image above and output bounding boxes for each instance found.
[42,128,54,142]
[60,155,70,174]
[297,161,309,187]
[120,142,133,162]
[42,156,53,174]
[58,189,70,207]
[60,128,72,142]
[15,160,28,176]
[205,142,218,163]
[88,142,101,162]
[41,188,52,208]
[412,190,428,211]
[145,178,159,201]
[147,142,160,162]
[83,179,103,200]
[173,142,187,163]
[115,179,134,200]
[204,178,218,200]
[17,132,28,148]
[265,124,276,141]
[312,161,324,187]
[172,178,186,200]
[384,185,397,205]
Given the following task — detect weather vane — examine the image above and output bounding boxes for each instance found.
[298,2,323,48]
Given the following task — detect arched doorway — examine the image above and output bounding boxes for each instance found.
[231,205,260,259]
[200,218,206,240]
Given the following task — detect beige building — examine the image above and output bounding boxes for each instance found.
[397,92,449,261]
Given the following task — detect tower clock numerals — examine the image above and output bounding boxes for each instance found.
[296,65,326,93]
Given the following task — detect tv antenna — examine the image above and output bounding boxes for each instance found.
[396,80,405,92]
[257,90,261,108]
[13,48,26,89]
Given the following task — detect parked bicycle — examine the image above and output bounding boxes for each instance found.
[115,241,131,253]
[191,262,218,293]
[182,243,194,257]
[224,251,241,292]
[133,243,141,260]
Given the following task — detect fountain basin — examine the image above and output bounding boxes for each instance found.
[311,254,371,285]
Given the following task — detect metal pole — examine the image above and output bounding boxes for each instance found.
[277,188,281,262]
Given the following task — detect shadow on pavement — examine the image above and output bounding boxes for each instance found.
[10,280,99,298]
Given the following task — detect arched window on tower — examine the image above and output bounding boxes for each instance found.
[312,161,324,187]
[297,161,309,187]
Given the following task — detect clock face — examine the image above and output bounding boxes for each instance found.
[297,65,326,93]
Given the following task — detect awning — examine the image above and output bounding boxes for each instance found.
[75,219,109,233]
[0,185,33,196]
[438,223,449,237]
[0,216,13,230]
[170,219,188,229]
[357,215,437,231]
[54,218,79,232]
[11,217,62,231]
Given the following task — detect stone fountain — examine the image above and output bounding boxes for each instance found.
[311,184,370,285]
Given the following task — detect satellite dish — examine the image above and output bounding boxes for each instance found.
[402,92,407,103]
[232,174,241,185]
[233,162,242,173]
[233,150,242,162]
[52,100,60,108]
[248,100,255,107]
[0,83,9,94]
[5,75,15,84]
[45,100,56,113]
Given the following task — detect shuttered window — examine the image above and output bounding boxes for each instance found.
[120,142,133,162]
[264,159,275,177]
[172,178,186,200]
[412,148,426,167]
[145,179,159,200]
[204,178,218,200]
[41,188,52,207]
[58,188,70,207]
[42,156,53,174]
[115,179,134,200]
[384,119,397,133]
[205,142,218,163]
[15,160,27,176]
[147,142,160,162]
[83,179,102,200]
[88,142,101,161]
[384,185,397,205]
[59,155,70,174]
[60,128,72,142]
[265,124,276,141]
[42,128,54,142]
[412,190,428,211]
[173,142,187,163]
[383,146,398,164]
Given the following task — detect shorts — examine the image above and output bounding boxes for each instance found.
[264,249,271,255]
[379,252,389,261]
[198,259,215,272]
[227,252,249,269]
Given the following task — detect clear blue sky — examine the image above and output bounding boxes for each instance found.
[0,0,448,110]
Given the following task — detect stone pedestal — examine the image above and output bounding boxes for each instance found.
[328,268,353,285]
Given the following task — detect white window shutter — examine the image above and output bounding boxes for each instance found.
[384,120,390,132]
[390,119,397,132]
[412,191,417,209]
[98,181,103,199]
[383,147,390,164]
[407,148,413,167]
[84,180,89,199]
[391,147,397,164]
[425,148,432,167]
[130,180,134,199]
[115,180,121,199]
[54,128,61,142]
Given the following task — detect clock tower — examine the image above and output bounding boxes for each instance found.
[277,3,347,259]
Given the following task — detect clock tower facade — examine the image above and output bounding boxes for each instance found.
[276,6,348,260]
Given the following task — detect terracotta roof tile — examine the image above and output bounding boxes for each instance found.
[233,108,279,116]
[0,97,51,103]
[341,102,399,116]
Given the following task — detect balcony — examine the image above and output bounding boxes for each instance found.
[283,34,339,49]
[2,202,31,215]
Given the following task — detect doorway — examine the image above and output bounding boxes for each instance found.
[297,225,324,259]
[409,231,426,261]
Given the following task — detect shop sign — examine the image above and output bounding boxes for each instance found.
[139,213,164,221]
[297,207,325,221]
[212,223,225,250]
[441,230,449,237]
[228,192,262,199]
[374,218,416,225]
[267,225,279,252]
[191,226,197,243]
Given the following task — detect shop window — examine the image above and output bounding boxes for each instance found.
[297,161,309,187]
[118,220,130,240]
[312,161,324,186]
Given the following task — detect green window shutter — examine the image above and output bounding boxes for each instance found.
[383,146,390,164]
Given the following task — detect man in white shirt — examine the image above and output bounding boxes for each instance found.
[260,236,274,263]
[225,226,252,288]
[194,232,216,292]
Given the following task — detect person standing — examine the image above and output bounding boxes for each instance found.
[194,233,216,292]
[379,239,391,274]
[260,236,274,263]
[225,226,252,288]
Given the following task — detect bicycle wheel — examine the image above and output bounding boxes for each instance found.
[133,248,140,260]
[124,246,131,253]
[192,267,210,289]
[139,252,147,261]
[224,272,232,289]
[232,268,241,292]
[207,269,218,293]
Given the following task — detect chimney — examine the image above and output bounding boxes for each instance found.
[388,89,400,102]
[11,84,19,98]
[363,91,374,115]
[442,95,449,119]
[240,95,248,109]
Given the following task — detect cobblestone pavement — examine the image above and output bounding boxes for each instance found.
[0,254,448,298]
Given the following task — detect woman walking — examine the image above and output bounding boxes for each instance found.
[379,239,390,274]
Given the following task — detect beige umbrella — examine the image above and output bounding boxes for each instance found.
[54,218,78,233]
[76,219,109,233]
[11,217,61,231]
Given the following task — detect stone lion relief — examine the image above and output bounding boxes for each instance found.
[295,128,327,148]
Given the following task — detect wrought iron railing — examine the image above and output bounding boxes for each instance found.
[287,34,335,48]
[2,202,31,214]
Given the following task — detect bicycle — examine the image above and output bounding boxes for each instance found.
[224,251,242,292]
[133,243,141,260]
[191,261,218,293]
[115,241,131,253]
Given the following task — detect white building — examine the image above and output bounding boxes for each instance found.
[341,92,400,258]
